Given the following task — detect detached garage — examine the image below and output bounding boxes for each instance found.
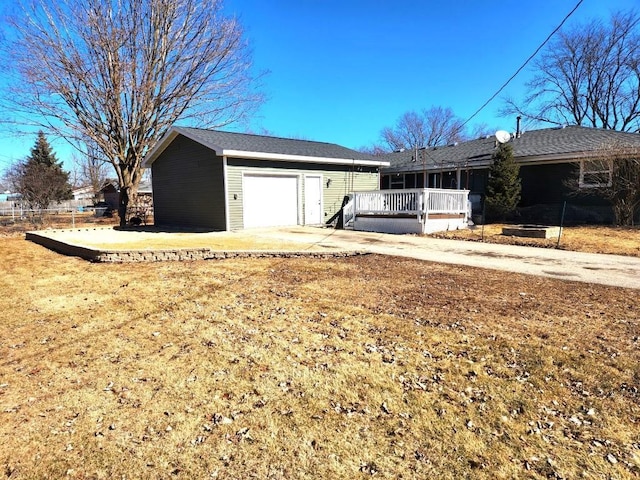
[142,127,388,230]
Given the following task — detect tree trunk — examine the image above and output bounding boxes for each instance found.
[613,201,635,226]
[118,185,130,227]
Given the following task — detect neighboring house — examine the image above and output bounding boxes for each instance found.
[380,125,640,223]
[98,180,153,210]
[72,185,95,203]
[142,127,388,230]
[98,181,119,209]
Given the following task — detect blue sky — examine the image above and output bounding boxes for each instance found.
[0,0,638,174]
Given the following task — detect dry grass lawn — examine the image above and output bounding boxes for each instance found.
[433,224,640,257]
[0,229,639,479]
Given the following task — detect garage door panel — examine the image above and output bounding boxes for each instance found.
[243,175,298,228]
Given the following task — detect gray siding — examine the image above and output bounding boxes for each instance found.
[226,158,379,230]
[152,135,226,230]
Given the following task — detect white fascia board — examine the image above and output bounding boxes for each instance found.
[143,126,389,168]
[222,149,389,167]
[142,129,178,168]
[142,126,225,168]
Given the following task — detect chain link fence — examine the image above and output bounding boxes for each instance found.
[0,201,154,231]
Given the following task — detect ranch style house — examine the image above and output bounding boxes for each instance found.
[379,125,640,223]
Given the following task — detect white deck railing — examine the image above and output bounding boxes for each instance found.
[342,188,470,234]
[351,188,469,218]
[342,197,355,227]
[424,189,469,215]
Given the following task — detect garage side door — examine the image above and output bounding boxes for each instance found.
[243,174,299,228]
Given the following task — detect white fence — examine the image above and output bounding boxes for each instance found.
[346,188,470,234]
[0,200,94,216]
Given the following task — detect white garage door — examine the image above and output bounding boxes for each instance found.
[243,174,299,228]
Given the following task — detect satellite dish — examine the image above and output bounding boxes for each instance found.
[495,130,511,144]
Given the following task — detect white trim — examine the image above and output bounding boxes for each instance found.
[579,159,613,188]
[303,174,323,225]
[142,126,389,168]
[223,149,388,167]
[223,156,230,231]
[142,130,179,167]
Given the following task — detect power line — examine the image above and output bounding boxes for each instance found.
[460,0,584,129]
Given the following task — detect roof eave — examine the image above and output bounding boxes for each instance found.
[142,126,389,168]
[382,150,617,173]
[222,149,389,167]
[142,126,225,168]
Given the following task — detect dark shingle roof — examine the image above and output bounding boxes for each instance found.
[144,126,389,167]
[383,126,640,172]
[177,127,379,161]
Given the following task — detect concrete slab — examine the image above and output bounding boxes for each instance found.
[25,226,640,289]
[25,227,364,263]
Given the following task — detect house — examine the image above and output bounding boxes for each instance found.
[98,180,153,210]
[380,125,640,223]
[72,185,95,203]
[142,127,389,230]
[98,181,119,209]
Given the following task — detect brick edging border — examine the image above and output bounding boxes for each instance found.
[25,231,366,263]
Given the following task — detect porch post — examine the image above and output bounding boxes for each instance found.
[422,189,429,234]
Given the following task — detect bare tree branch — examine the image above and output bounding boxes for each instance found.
[1,0,263,225]
[378,107,466,152]
[502,10,640,133]
[73,140,110,203]
[565,141,640,225]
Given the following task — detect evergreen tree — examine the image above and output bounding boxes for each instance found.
[485,143,521,222]
[29,131,60,167]
[10,132,73,210]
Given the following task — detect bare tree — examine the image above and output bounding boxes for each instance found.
[566,142,640,226]
[2,0,262,225]
[468,122,495,140]
[73,141,110,204]
[379,107,466,152]
[357,144,389,156]
[503,10,640,132]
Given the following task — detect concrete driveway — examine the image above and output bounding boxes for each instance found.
[248,227,640,290]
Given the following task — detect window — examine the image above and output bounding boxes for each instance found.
[390,174,404,189]
[580,159,612,188]
[404,173,416,189]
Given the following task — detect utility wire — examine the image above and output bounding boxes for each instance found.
[460,0,584,128]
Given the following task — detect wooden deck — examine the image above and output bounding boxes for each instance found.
[343,188,470,234]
